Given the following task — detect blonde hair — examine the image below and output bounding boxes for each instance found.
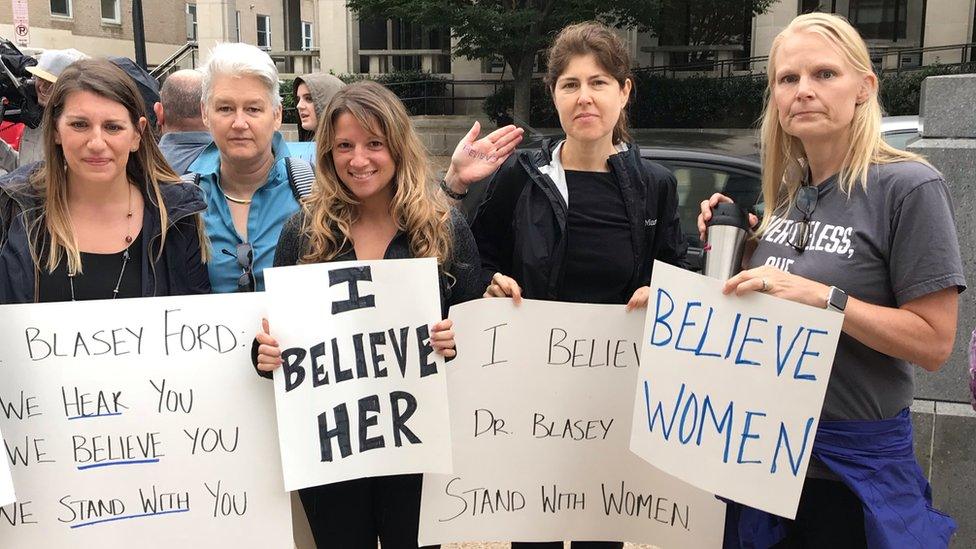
[301,80,454,269]
[33,58,210,274]
[757,12,928,234]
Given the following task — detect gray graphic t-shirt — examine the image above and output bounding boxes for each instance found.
[749,161,966,422]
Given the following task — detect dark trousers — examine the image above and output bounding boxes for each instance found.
[512,543,623,549]
[773,478,867,549]
[299,474,438,549]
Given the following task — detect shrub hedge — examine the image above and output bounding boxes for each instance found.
[282,70,449,124]
[482,65,970,128]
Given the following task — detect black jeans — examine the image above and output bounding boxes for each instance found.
[299,474,438,549]
[512,543,622,549]
[773,478,867,549]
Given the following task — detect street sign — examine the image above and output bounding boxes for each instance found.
[12,0,29,47]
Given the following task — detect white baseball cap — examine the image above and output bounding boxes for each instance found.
[26,48,89,83]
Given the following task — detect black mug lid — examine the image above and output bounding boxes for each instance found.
[706,202,750,230]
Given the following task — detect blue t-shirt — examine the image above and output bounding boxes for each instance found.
[188,132,300,293]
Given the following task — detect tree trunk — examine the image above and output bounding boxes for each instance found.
[512,53,535,126]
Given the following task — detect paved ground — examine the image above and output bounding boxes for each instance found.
[383,539,652,548]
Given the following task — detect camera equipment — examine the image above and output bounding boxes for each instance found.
[0,37,43,129]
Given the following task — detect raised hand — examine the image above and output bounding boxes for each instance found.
[444,121,524,191]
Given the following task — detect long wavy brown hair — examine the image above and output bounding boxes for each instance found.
[301,80,454,269]
[31,58,209,274]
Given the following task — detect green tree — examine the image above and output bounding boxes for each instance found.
[347,0,775,124]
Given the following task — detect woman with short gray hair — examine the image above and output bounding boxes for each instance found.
[188,42,311,294]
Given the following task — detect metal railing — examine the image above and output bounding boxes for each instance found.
[150,41,198,78]
[631,42,976,79]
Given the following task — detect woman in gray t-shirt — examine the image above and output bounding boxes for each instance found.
[698,13,964,549]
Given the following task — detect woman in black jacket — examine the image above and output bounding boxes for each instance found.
[0,58,210,303]
[445,22,686,310]
[441,21,688,549]
[254,80,481,548]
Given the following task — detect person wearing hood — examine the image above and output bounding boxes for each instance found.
[293,73,345,141]
[0,58,211,304]
[288,73,345,164]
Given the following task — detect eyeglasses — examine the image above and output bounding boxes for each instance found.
[788,184,819,252]
[222,242,256,292]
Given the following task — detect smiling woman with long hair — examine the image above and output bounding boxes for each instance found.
[254,80,482,548]
[0,58,210,303]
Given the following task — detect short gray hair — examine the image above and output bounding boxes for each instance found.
[160,69,203,122]
[201,42,281,108]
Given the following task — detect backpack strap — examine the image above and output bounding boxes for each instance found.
[180,172,201,186]
[285,157,315,201]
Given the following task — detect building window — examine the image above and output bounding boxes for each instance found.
[50,0,71,17]
[256,15,271,50]
[101,0,120,22]
[235,11,242,43]
[302,21,313,51]
[358,18,451,74]
[849,0,908,41]
[186,4,198,41]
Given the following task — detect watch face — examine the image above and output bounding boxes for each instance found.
[829,287,848,311]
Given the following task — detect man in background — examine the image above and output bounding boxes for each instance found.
[153,69,211,174]
[18,48,87,167]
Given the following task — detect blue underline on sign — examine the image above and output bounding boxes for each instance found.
[69,508,189,529]
[67,412,123,420]
[76,458,160,470]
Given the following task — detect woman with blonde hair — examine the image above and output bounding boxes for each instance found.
[698,13,963,548]
[254,79,481,547]
[0,58,210,302]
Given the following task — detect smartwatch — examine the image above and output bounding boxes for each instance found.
[826,286,848,312]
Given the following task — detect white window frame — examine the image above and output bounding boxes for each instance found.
[302,21,313,51]
[256,14,272,50]
[101,0,121,23]
[50,0,72,18]
[185,3,198,41]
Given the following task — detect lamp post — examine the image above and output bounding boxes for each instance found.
[132,0,147,69]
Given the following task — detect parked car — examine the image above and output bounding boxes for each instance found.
[880,115,921,150]
[641,147,761,270]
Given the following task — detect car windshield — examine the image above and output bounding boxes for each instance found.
[882,129,920,150]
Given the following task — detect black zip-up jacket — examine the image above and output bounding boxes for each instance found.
[470,139,689,301]
[0,162,211,303]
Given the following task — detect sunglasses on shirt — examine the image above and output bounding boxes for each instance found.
[788,183,819,253]
[221,242,256,292]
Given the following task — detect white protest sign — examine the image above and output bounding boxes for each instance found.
[0,293,292,548]
[265,258,451,490]
[630,262,843,518]
[0,426,13,507]
[419,298,725,547]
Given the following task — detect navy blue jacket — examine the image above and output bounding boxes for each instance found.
[726,409,955,549]
[0,162,210,303]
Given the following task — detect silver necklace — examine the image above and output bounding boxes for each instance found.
[67,184,135,301]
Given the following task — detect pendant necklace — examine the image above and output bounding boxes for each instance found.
[67,183,135,301]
